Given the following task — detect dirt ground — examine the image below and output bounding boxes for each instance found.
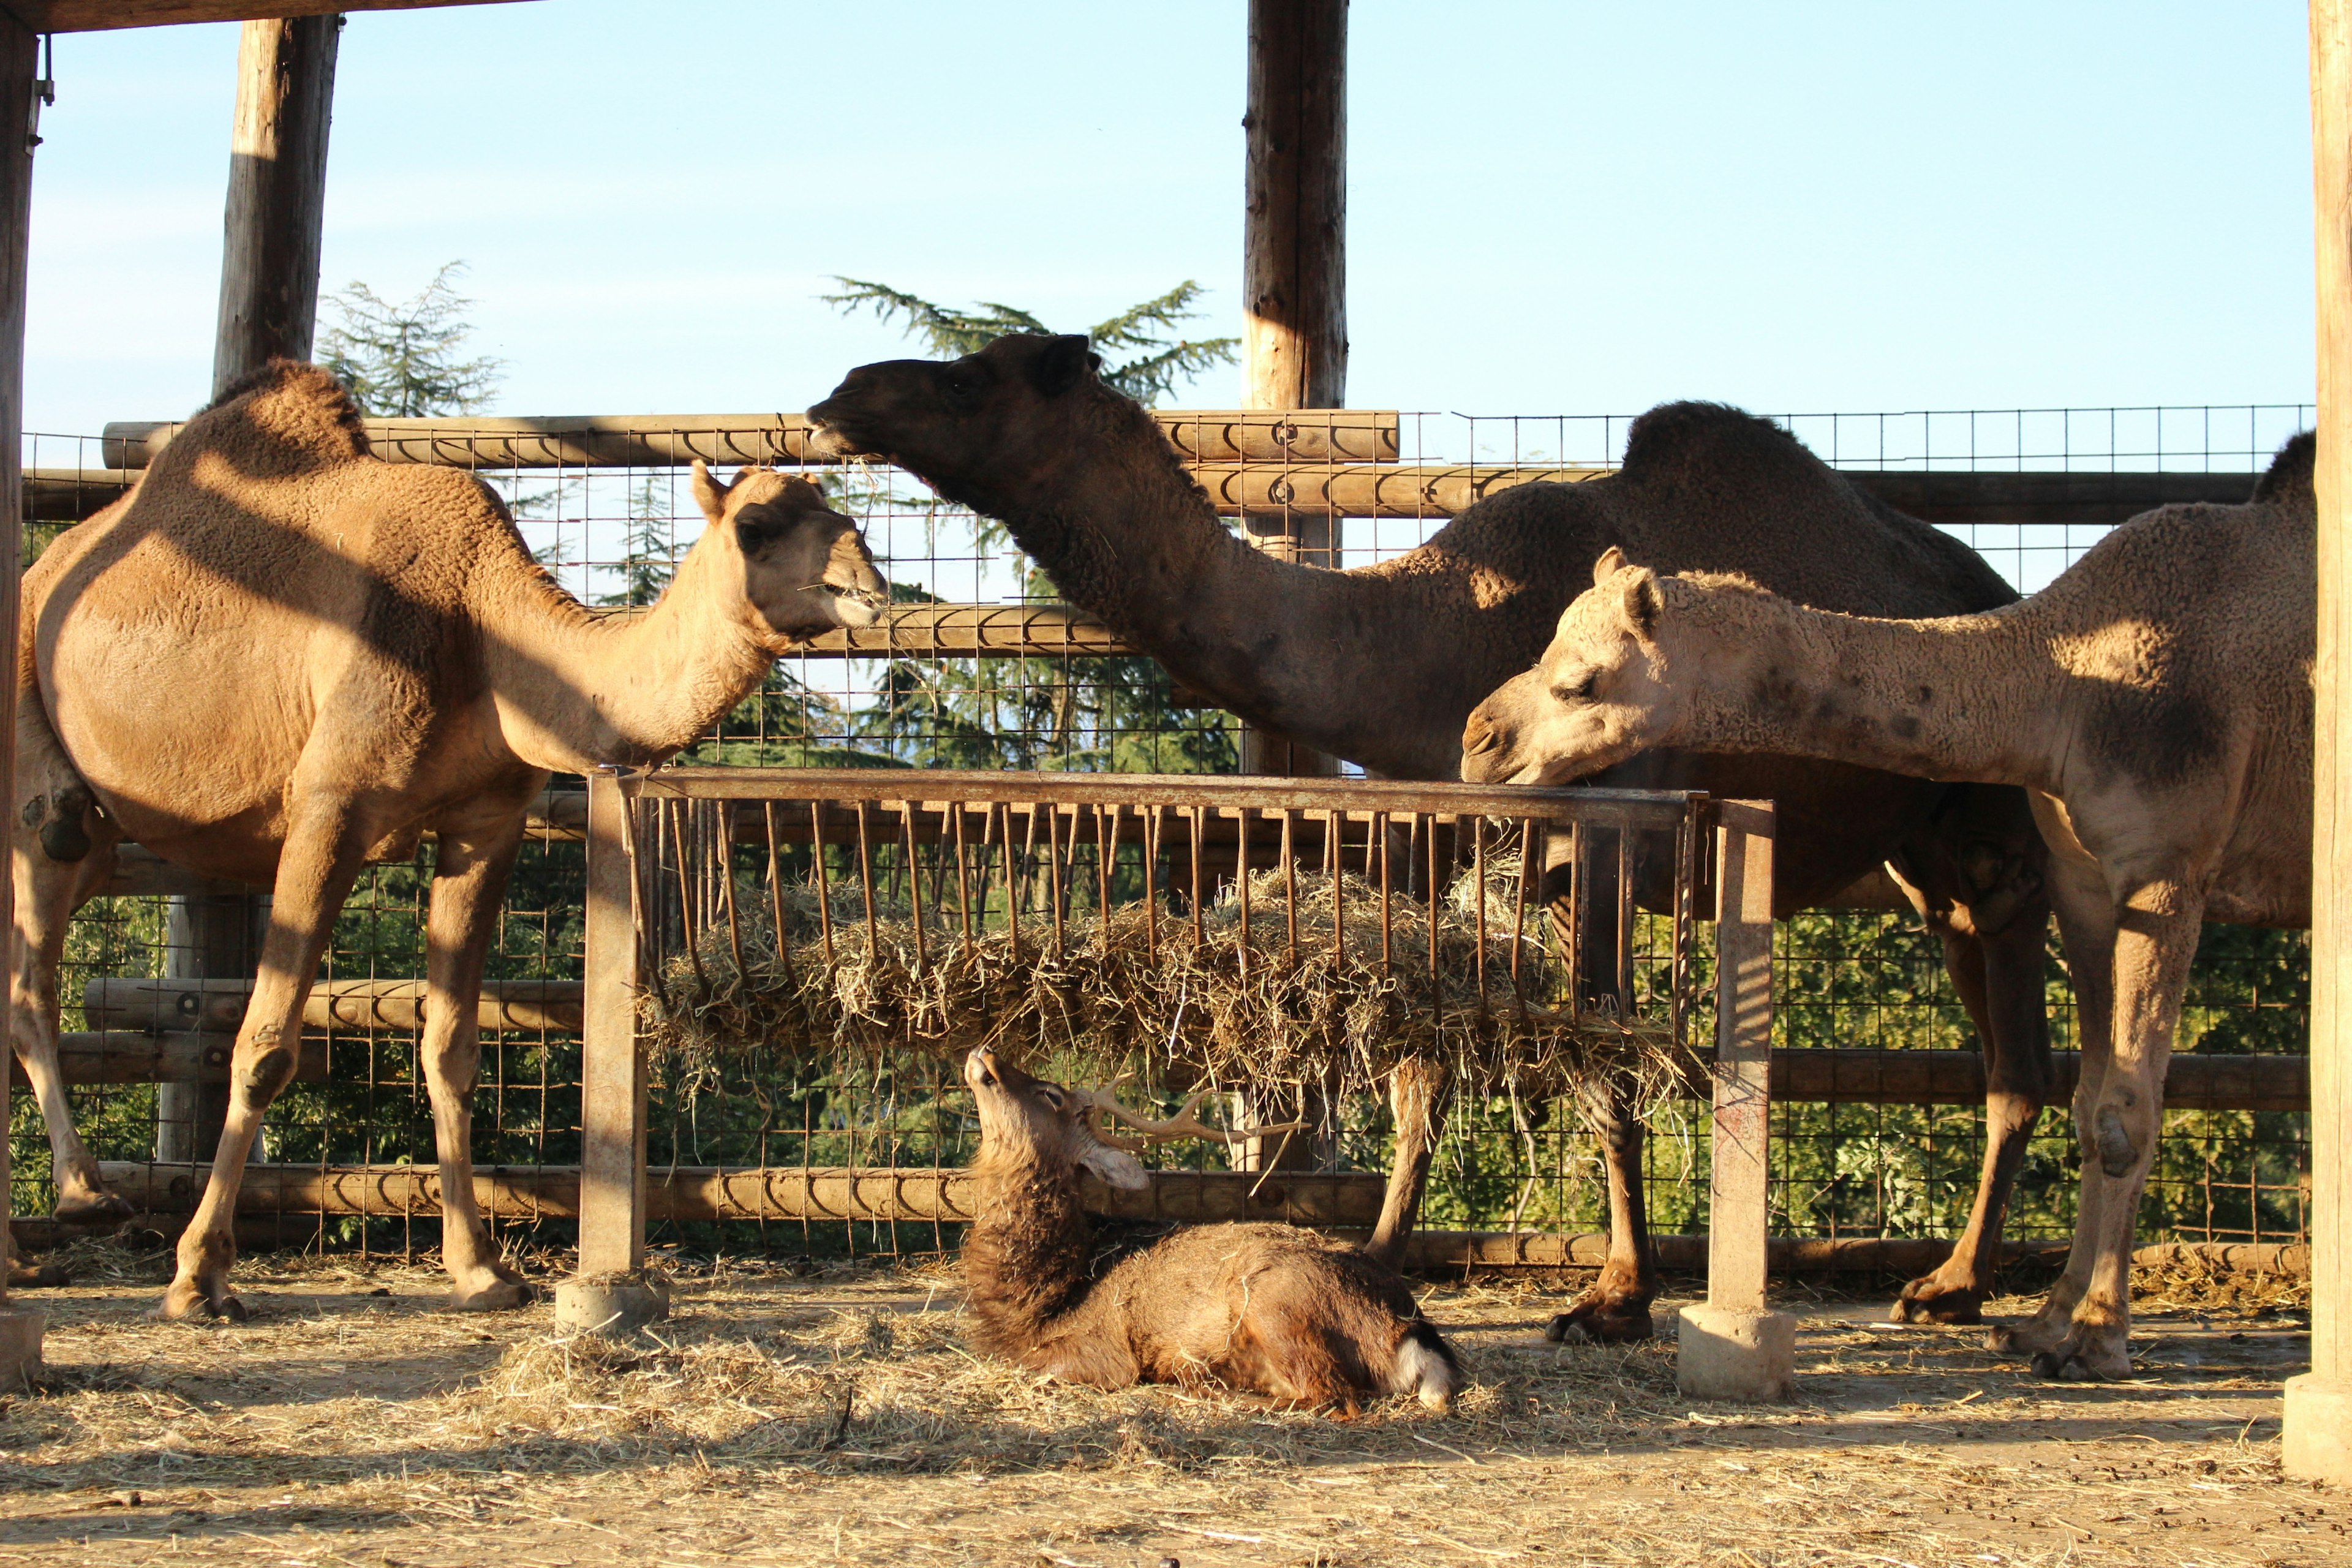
[0,1242,2339,1567]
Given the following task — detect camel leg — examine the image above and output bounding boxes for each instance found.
[1989,860,2117,1361]
[421,813,535,1311]
[1365,1054,1450,1270]
[1891,900,2053,1324]
[1546,1073,1656,1343]
[160,799,367,1322]
[2019,880,2198,1381]
[9,685,129,1231]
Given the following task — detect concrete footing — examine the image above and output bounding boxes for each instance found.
[1676,1304,1795,1401]
[2286,1374,2352,1482]
[553,1274,669,1336]
[0,1308,45,1390]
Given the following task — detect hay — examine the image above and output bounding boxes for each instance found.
[641,861,1687,1113]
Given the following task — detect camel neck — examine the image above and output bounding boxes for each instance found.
[1670,588,2063,793]
[965,401,1470,777]
[478,528,776,774]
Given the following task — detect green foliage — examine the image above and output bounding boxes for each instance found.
[596,476,678,608]
[823,276,1238,407]
[318,261,503,418]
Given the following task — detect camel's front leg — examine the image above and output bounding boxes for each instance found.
[1893,901,2052,1324]
[161,802,368,1322]
[420,812,535,1310]
[1365,1055,1450,1269]
[1547,1072,1657,1343]
[2018,881,2199,1381]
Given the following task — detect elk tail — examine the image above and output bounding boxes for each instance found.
[1389,1319,1461,1413]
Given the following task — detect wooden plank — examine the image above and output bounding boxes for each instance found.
[84,976,581,1036]
[1708,801,1775,1312]
[211,16,336,392]
[23,467,134,521]
[575,772,643,1275]
[35,2,529,32]
[12,1032,326,1087]
[798,601,1128,659]
[0,21,35,1317]
[99,407,1402,471]
[1387,1231,2305,1277]
[2291,0,2352,1484]
[96,1161,1389,1227]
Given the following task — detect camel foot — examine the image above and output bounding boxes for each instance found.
[2027,1339,2130,1382]
[155,1276,246,1324]
[1545,1297,1656,1345]
[1890,1276,1986,1325]
[445,1273,535,1313]
[7,1261,69,1290]
[50,1190,135,1225]
[1985,1314,2069,1360]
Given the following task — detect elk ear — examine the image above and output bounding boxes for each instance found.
[1622,569,1663,643]
[690,459,728,527]
[1074,1139,1150,1192]
[1591,545,1628,589]
[1027,334,1098,397]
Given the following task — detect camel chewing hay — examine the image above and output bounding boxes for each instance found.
[638,858,1687,1120]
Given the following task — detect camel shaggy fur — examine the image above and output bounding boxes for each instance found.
[807,332,2055,1337]
[13,361,885,1319]
[1462,436,2316,1378]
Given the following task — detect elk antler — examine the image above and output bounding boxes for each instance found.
[1072,1085,1307,1153]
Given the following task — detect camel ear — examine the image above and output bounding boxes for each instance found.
[690,459,728,527]
[1027,334,1098,397]
[1621,570,1662,643]
[1592,545,1628,589]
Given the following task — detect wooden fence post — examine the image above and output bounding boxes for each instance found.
[2289,0,2352,1483]
[0,17,40,1387]
[557,771,665,1332]
[1678,800,1791,1400]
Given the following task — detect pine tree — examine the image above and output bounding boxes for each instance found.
[318,262,503,417]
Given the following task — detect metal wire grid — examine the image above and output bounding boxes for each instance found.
[2,405,2315,1260]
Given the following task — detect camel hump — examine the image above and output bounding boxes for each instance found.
[182,358,371,471]
[2252,430,2315,509]
[1616,401,1806,481]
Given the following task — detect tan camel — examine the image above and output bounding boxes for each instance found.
[1462,436,2315,1378]
[807,332,2054,1338]
[12,360,886,1319]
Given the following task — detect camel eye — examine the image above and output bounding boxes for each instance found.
[1552,671,1597,704]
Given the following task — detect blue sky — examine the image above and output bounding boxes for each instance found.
[15,0,2316,437]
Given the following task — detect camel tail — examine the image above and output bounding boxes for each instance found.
[1389,1319,1461,1412]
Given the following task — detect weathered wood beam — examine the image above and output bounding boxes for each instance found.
[32,2,527,32]
[211,15,337,391]
[11,1031,326,1086]
[85,976,582,1035]
[1243,0,1346,412]
[0,17,35,1340]
[100,408,1403,471]
[1387,1231,2307,1278]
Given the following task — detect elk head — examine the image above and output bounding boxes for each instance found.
[963,1048,1305,1189]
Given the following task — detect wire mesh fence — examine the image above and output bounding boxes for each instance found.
[6,401,2315,1267]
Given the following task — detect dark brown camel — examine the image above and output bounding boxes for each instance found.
[809,333,2051,1339]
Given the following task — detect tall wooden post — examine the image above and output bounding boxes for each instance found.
[0,18,44,1387]
[212,15,338,391]
[1238,0,1345,782]
[2289,0,2352,1482]
[164,17,341,1164]
[1679,802,1791,1400]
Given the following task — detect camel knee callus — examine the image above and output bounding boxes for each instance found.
[13,360,886,1315]
[1467,432,2316,1376]
[960,1047,1460,1414]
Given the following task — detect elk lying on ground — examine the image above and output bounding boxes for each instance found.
[959,1046,1460,1413]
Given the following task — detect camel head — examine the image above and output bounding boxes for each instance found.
[1461,546,1692,785]
[964,1047,1148,1191]
[804,334,1107,509]
[688,461,886,646]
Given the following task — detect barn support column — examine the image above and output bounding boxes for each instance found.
[1679,803,1792,1400]
[0,18,45,1387]
[2288,0,2352,1483]
[1234,0,1348,1173]
[164,16,341,1166]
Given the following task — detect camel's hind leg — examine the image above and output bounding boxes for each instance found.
[162,794,369,1321]
[10,681,127,1232]
[420,805,536,1311]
